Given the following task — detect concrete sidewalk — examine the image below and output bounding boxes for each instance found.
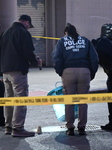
[0,67,112,150]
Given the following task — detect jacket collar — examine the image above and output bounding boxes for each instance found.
[12,22,26,29]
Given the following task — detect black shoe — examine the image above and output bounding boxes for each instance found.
[101,123,112,131]
[66,128,75,136]
[78,128,86,135]
[12,129,35,137]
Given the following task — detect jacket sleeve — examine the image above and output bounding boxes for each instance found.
[52,40,64,76]
[89,40,99,80]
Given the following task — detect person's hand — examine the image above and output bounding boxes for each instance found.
[36,56,42,70]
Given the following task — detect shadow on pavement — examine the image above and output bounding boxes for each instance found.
[0,127,33,150]
[55,131,91,150]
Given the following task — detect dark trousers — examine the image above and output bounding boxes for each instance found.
[0,80,5,125]
[107,76,112,125]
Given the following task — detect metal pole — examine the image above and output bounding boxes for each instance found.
[0,0,17,34]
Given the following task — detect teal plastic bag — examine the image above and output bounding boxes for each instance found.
[47,86,78,122]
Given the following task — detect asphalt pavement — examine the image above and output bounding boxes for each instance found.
[0,67,112,150]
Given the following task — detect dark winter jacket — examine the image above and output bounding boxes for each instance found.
[52,35,99,80]
[92,37,112,76]
[0,22,37,75]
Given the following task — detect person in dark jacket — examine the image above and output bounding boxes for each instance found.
[92,23,112,131]
[0,73,5,126]
[52,23,99,136]
[0,33,5,126]
[0,14,41,137]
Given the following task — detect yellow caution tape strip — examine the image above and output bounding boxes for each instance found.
[32,36,60,40]
[0,93,112,106]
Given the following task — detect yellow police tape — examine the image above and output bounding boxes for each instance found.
[32,36,60,40]
[0,93,112,106]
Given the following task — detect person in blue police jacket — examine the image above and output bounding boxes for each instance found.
[52,23,99,136]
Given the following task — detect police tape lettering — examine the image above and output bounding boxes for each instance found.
[0,93,112,106]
